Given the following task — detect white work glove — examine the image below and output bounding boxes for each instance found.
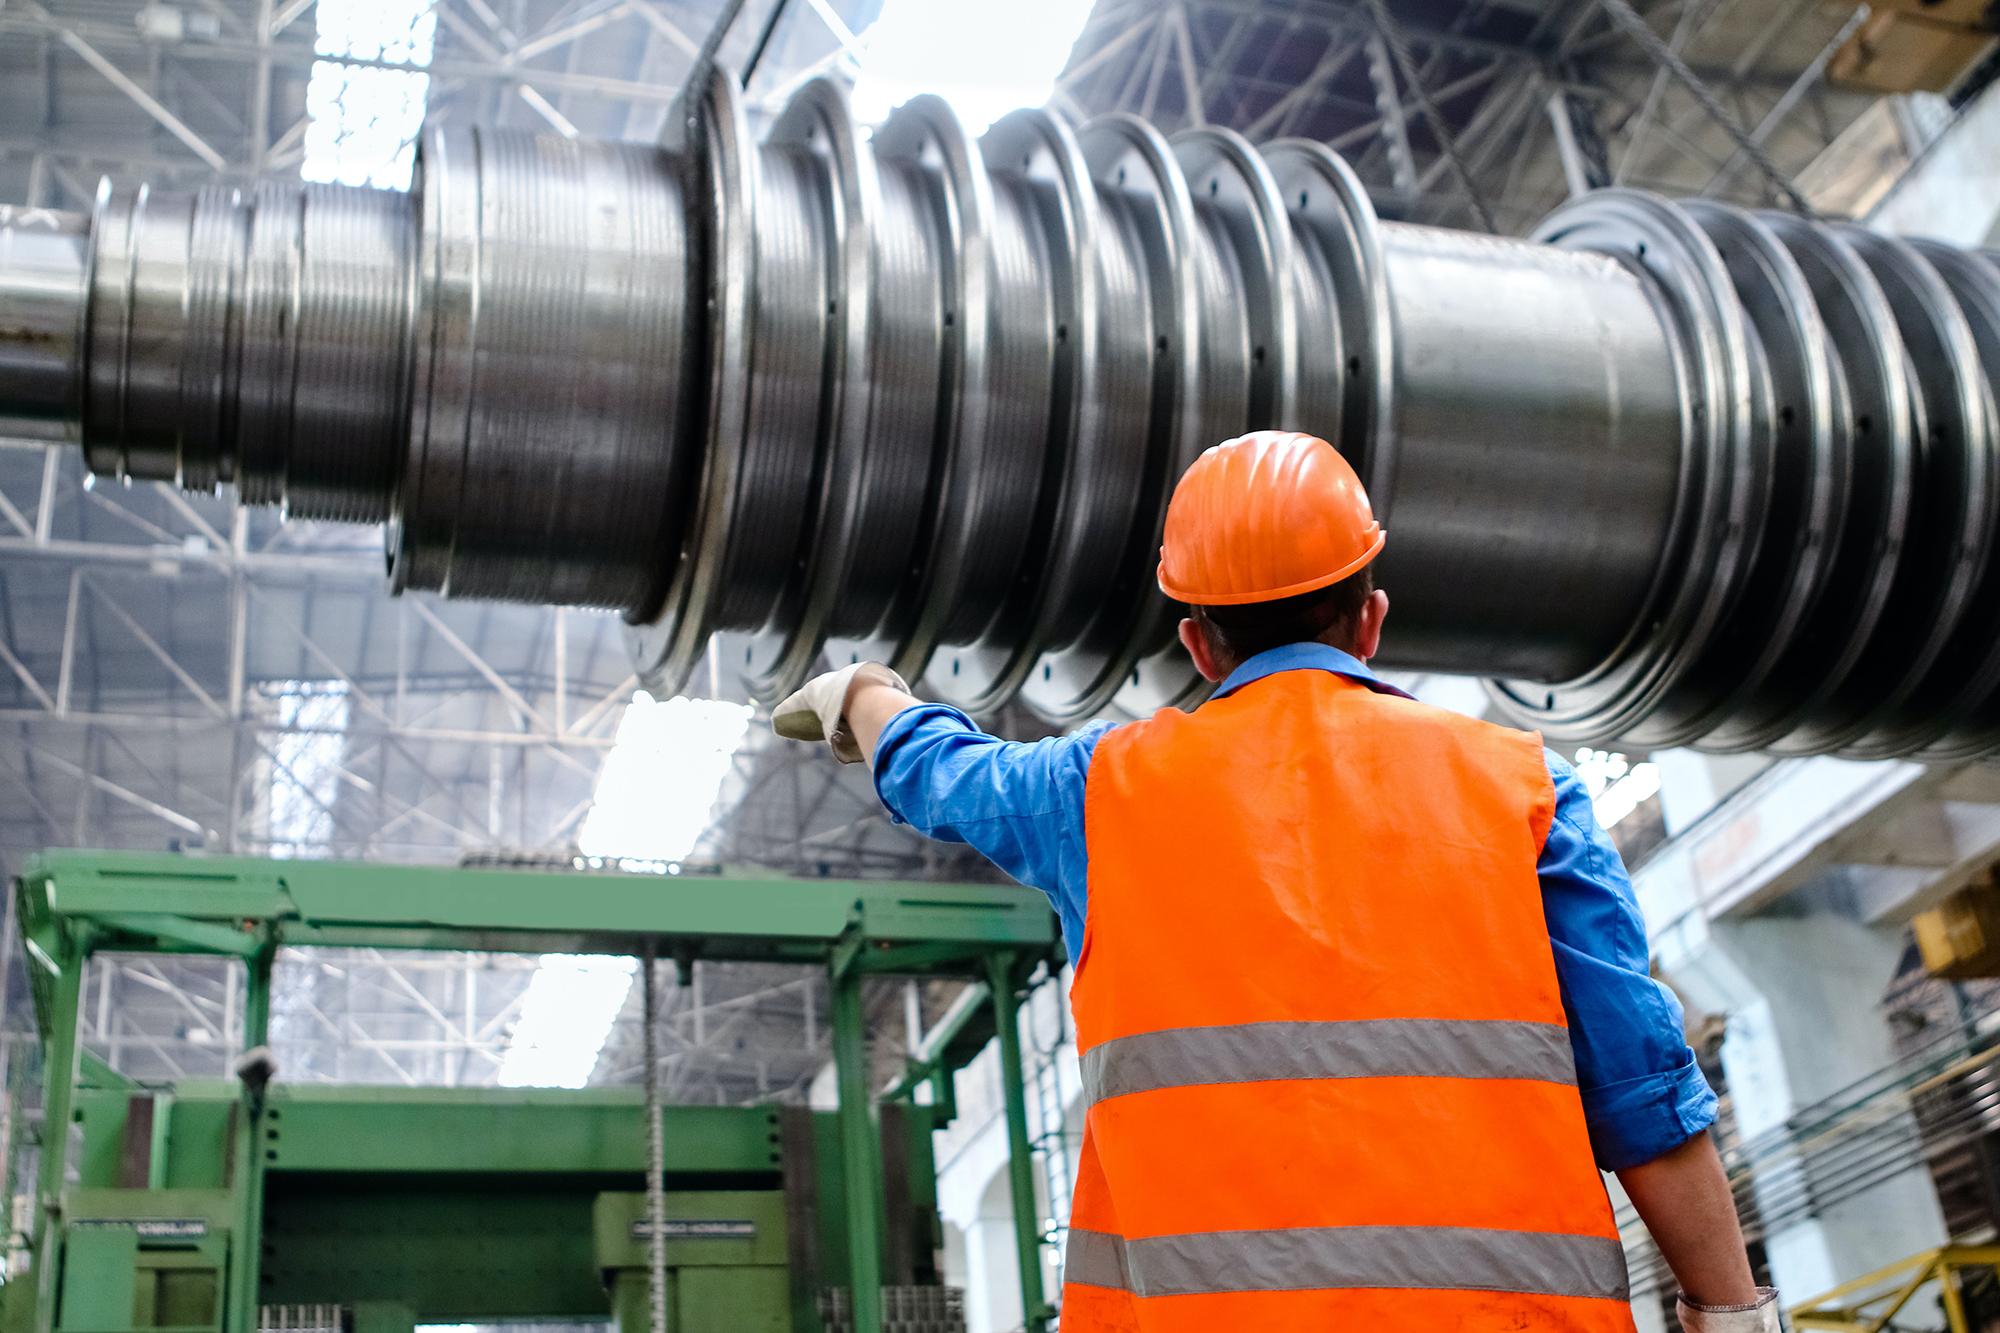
[1676,1289,1783,1332]
[772,662,909,764]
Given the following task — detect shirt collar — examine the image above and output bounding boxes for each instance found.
[1211,641,1417,703]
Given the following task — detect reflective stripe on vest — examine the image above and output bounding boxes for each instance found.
[1065,1223,1631,1302]
[1080,1016,1577,1105]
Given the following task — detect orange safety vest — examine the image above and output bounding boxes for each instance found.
[1062,668,1634,1332]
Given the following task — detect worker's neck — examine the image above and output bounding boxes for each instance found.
[1216,634,1364,678]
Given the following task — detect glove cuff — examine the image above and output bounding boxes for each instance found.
[851,661,911,696]
[1676,1288,1782,1333]
[826,661,911,764]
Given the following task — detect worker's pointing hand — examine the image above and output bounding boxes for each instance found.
[772,662,909,764]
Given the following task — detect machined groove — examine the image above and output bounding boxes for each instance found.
[1831,228,1993,759]
[1492,190,1770,744]
[1917,241,2000,759]
[1639,200,1842,752]
[893,103,993,641]
[1750,215,1914,756]
[6,70,2000,756]
[727,81,845,701]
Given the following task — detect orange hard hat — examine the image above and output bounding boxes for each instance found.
[1157,430,1385,606]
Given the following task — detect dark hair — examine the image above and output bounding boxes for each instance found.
[1190,566,1375,665]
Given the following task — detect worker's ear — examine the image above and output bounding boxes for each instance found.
[1178,617,1227,682]
[1351,588,1390,662]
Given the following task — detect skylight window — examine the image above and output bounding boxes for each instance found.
[578,693,755,865]
[496,952,639,1088]
[851,0,1096,132]
[494,694,753,1088]
[302,0,437,189]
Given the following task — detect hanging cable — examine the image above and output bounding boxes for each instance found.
[642,941,668,1333]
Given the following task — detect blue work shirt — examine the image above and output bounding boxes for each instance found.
[871,642,1716,1172]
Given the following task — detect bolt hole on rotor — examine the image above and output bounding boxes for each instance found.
[1780,405,1796,429]
[1208,178,1219,196]
[1254,345,1266,366]
[1636,242,1648,258]
[1858,414,1874,435]
[1299,191,1309,209]
[1347,355,1361,375]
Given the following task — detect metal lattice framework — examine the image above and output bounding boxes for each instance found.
[0,0,1992,1115]
[1052,0,1989,232]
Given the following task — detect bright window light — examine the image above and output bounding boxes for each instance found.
[302,0,436,189]
[267,681,350,859]
[495,694,752,1088]
[578,693,755,865]
[1572,747,1662,831]
[851,0,1096,132]
[496,952,638,1088]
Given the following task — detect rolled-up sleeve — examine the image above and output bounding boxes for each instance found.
[1540,749,1718,1172]
[872,704,1108,957]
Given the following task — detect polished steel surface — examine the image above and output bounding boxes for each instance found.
[1663,203,1844,754]
[1370,222,1685,684]
[6,71,2000,755]
[80,181,412,518]
[1744,214,1913,756]
[0,205,87,444]
[1491,190,1767,747]
[1827,228,1993,759]
[394,127,692,611]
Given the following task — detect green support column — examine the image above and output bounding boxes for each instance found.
[829,957,882,1333]
[32,931,88,1333]
[224,943,276,1333]
[987,954,1050,1332]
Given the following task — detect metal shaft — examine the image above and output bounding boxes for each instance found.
[4,67,1999,757]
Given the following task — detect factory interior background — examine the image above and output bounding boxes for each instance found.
[2,0,2000,1328]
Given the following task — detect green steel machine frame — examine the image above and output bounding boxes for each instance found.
[5,852,1064,1333]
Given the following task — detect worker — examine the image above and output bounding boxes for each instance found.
[776,431,1774,1332]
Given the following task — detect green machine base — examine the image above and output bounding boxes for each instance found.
[7,853,1064,1333]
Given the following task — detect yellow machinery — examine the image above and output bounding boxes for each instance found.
[1791,1246,2000,1331]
